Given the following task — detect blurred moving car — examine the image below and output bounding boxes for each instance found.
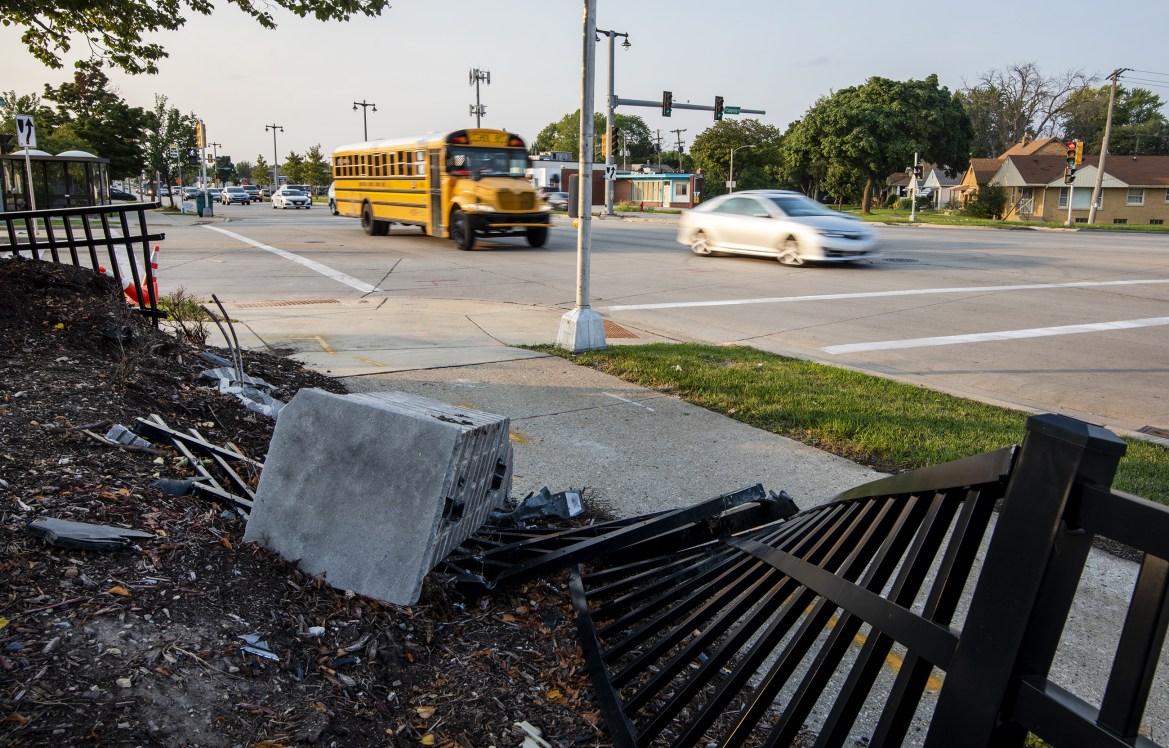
[109,189,136,201]
[272,188,311,209]
[241,185,261,202]
[675,190,879,266]
[545,191,570,210]
[221,186,252,205]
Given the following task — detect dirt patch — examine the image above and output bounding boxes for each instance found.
[0,258,603,746]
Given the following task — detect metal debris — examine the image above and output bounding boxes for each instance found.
[26,517,155,551]
[488,487,584,526]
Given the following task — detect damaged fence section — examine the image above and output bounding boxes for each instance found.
[445,414,1168,748]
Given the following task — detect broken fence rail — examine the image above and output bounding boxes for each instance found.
[447,414,1167,747]
[1,202,166,323]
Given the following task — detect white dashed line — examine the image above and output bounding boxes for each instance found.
[203,225,381,293]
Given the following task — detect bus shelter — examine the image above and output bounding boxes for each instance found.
[1,150,112,212]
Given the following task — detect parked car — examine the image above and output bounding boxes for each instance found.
[545,191,570,210]
[327,182,338,215]
[221,186,252,205]
[272,188,311,210]
[109,189,136,201]
[676,190,880,266]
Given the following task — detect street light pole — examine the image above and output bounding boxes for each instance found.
[729,144,755,193]
[265,123,283,195]
[207,142,221,185]
[596,27,628,216]
[353,100,376,141]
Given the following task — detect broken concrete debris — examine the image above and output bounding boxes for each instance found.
[243,389,514,606]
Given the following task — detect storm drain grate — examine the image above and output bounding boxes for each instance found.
[234,299,340,308]
[1138,425,1169,439]
[603,319,639,339]
[882,257,920,263]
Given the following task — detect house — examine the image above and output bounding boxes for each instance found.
[991,154,1169,224]
[922,166,963,209]
[999,136,1068,158]
[956,158,1004,206]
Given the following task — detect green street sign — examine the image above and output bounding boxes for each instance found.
[723,106,741,115]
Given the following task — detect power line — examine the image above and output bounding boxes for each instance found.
[1126,69,1169,78]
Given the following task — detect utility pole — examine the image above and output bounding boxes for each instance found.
[265,123,283,195]
[207,142,221,185]
[596,27,628,216]
[555,0,605,353]
[670,128,687,172]
[653,129,664,172]
[1088,68,1129,225]
[469,68,490,128]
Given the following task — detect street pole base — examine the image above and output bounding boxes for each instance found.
[556,307,607,353]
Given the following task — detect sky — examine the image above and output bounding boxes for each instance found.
[4,0,1169,166]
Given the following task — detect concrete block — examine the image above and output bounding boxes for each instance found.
[243,388,512,605]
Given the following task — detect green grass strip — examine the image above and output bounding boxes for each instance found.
[535,342,1168,505]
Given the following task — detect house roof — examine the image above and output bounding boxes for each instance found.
[999,137,1066,158]
[968,158,1003,184]
[996,154,1169,187]
[925,167,962,187]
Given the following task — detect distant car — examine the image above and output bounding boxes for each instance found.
[272,188,311,209]
[182,186,200,202]
[221,186,251,205]
[206,188,222,203]
[676,190,879,266]
[158,186,171,197]
[109,189,136,201]
[545,191,570,210]
[328,182,338,215]
[283,185,315,202]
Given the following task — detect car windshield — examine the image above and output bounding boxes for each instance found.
[765,194,838,217]
[446,147,528,177]
[227,188,244,193]
[282,189,305,196]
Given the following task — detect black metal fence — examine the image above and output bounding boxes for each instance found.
[448,414,1166,747]
[0,202,166,322]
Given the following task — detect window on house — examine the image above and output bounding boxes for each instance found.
[1151,219,1164,225]
[1113,218,1128,224]
[1074,217,1087,223]
[1126,188,1144,206]
[1164,189,1169,203]
[674,181,689,197]
[1058,188,1068,209]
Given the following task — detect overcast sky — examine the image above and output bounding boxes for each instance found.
[4,0,1169,165]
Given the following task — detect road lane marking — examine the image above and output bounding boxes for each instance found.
[822,316,1169,355]
[203,225,381,293]
[603,279,1169,312]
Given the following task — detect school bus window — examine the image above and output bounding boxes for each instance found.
[416,150,426,176]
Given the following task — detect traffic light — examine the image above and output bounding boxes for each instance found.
[196,122,206,148]
[1074,139,1084,165]
[1064,167,1075,185]
[662,90,672,117]
[714,96,724,121]
[602,130,609,155]
[912,163,924,179]
[0,133,13,154]
[1066,141,1077,168]
[187,148,199,166]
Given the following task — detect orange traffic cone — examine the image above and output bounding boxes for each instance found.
[98,246,159,305]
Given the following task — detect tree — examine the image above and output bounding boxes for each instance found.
[532,111,653,163]
[0,90,58,138]
[959,62,1089,157]
[690,119,783,199]
[302,144,332,186]
[1061,86,1169,156]
[40,61,150,178]
[235,161,253,182]
[782,75,972,213]
[5,0,392,74]
[253,154,272,188]
[282,151,306,184]
[141,95,197,208]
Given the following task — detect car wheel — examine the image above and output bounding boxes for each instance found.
[450,208,475,250]
[329,200,338,216]
[778,237,806,266]
[690,230,712,256]
[526,226,548,248]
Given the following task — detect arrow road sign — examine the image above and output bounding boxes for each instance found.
[15,114,36,148]
[603,164,617,181]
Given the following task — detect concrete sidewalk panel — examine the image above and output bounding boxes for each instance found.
[243,388,513,605]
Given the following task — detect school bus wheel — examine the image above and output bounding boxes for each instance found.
[526,226,548,248]
[450,208,475,251]
[361,202,389,236]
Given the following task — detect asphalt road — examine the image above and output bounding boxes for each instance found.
[158,206,1169,435]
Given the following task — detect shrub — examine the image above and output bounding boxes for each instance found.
[961,185,1006,219]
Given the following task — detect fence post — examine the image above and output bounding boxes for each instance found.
[925,414,1126,747]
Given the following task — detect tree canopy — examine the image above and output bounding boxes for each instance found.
[780,74,972,211]
[689,119,783,198]
[1060,85,1169,156]
[959,62,1088,158]
[3,0,392,74]
[532,111,653,163]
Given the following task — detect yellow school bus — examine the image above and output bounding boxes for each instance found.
[331,129,551,250]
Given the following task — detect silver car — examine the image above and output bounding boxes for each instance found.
[677,190,879,266]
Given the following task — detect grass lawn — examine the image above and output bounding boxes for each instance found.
[843,207,1169,232]
[535,342,1169,505]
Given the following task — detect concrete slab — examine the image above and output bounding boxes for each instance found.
[243,388,513,605]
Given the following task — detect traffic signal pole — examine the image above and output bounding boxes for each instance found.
[910,152,919,223]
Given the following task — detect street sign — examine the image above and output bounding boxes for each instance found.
[723,106,741,115]
[726,180,736,189]
[15,114,36,148]
[603,164,617,181]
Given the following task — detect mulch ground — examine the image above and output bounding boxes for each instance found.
[0,259,606,747]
